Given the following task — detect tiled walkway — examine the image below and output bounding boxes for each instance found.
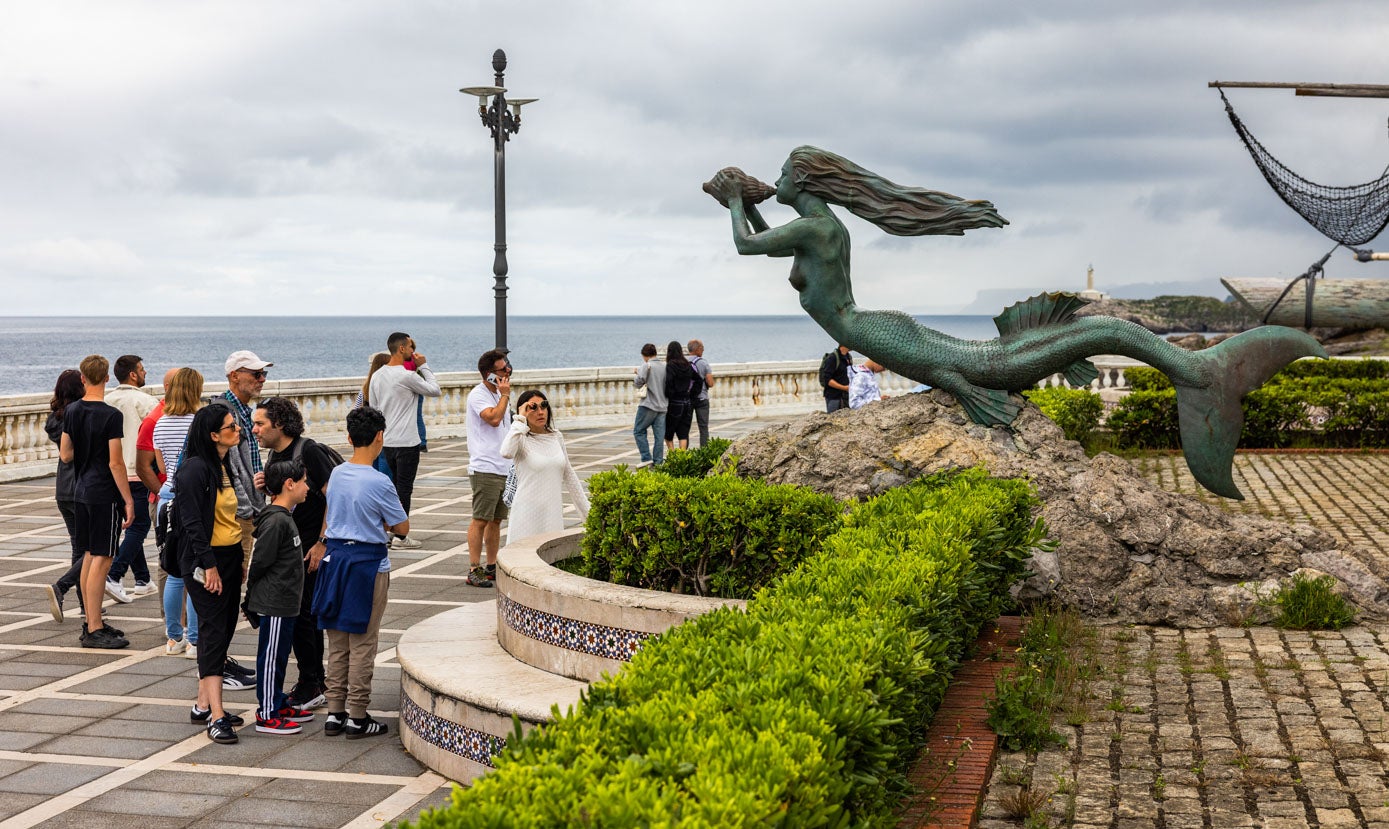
[0,416,774,829]
[981,452,1389,829]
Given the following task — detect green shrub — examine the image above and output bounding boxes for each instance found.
[1266,574,1357,630]
[1105,389,1179,449]
[1274,357,1389,381]
[656,437,731,479]
[1122,366,1172,392]
[575,467,841,598]
[406,470,1047,829]
[1023,387,1104,443]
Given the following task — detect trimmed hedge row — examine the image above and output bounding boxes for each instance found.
[1022,387,1104,443]
[573,467,842,598]
[656,437,732,479]
[406,469,1046,828]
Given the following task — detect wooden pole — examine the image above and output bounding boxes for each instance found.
[1209,81,1389,99]
[1295,88,1389,99]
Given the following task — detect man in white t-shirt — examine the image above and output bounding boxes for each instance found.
[104,354,157,601]
[464,349,512,588]
[367,332,441,550]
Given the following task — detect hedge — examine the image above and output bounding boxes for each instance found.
[656,438,732,479]
[405,469,1046,829]
[573,467,842,598]
[1022,387,1103,443]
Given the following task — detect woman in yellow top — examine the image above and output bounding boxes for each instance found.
[174,404,248,744]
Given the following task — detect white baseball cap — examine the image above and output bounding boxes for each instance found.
[225,351,273,374]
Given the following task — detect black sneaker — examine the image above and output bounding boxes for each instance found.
[190,706,244,726]
[222,672,255,691]
[484,563,497,582]
[224,656,256,679]
[44,584,63,623]
[324,712,347,737]
[207,716,239,744]
[466,566,494,588]
[80,627,129,650]
[345,713,389,740]
[286,681,327,710]
[80,622,126,639]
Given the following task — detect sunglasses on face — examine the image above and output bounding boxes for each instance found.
[238,369,267,380]
[218,422,241,433]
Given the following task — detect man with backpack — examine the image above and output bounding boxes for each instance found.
[252,396,344,711]
[820,345,853,413]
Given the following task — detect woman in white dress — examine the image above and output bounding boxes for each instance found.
[500,390,590,544]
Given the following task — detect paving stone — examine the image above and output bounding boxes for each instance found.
[32,734,173,760]
[0,762,113,794]
[0,792,52,821]
[253,777,401,806]
[200,797,366,828]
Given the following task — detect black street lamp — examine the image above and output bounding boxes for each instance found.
[461,49,537,352]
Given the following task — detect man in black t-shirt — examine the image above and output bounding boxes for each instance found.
[820,345,853,413]
[252,397,340,709]
[59,355,135,650]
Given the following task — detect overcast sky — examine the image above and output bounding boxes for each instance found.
[4,1,1388,316]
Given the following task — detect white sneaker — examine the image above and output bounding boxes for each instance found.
[165,637,187,655]
[391,535,422,550]
[129,582,158,597]
[185,643,198,660]
[104,580,133,604]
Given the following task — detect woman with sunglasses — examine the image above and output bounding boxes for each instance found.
[500,390,589,545]
[175,403,248,744]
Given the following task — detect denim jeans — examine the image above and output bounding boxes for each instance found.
[155,498,198,642]
[825,397,849,413]
[633,407,666,464]
[109,479,151,583]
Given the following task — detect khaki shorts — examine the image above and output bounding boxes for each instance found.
[470,472,510,522]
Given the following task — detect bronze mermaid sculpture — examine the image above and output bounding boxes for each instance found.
[705,147,1326,499]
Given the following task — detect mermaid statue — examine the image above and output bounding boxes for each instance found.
[704,147,1326,499]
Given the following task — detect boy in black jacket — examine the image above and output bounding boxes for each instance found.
[247,459,313,735]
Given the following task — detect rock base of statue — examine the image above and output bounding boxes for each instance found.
[726,390,1389,626]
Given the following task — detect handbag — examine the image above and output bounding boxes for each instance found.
[502,465,518,507]
[156,500,183,579]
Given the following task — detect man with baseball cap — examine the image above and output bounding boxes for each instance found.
[218,350,272,692]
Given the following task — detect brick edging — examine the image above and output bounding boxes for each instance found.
[898,616,1022,829]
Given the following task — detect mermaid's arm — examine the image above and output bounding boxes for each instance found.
[729,200,810,257]
[745,205,792,258]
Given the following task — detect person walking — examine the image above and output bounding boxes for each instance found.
[819,345,853,412]
[60,355,135,649]
[42,370,86,623]
[253,397,342,711]
[150,368,205,657]
[313,406,407,740]
[686,339,716,447]
[105,355,157,600]
[177,404,248,744]
[246,458,315,735]
[502,391,589,544]
[465,350,512,588]
[368,333,439,550]
[663,342,702,453]
[632,344,667,468]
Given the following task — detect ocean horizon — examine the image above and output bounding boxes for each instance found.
[0,314,1001,396]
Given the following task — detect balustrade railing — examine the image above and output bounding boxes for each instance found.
[2,355,1364,480]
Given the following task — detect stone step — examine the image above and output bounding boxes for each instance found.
[397,599,587,783]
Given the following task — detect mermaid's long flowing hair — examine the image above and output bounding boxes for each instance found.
[788,146,1007,237]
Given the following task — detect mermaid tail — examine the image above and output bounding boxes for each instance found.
[1174,326,1327,499]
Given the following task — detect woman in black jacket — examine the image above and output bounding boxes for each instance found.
[41,370,87,622]
[663,341,701,452]
[175,404,246,744]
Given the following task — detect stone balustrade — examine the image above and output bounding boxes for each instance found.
[5,354,1349,481]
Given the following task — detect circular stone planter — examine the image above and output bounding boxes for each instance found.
[495,528,747,682]
[398,527,744,783]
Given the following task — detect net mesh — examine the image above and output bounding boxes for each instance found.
[1221,90,1389,246]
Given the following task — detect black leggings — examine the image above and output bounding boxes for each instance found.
[186,544,244,678]
[665,400,693,442]
[54,500,85,607]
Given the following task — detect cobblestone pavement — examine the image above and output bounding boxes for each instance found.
[982,452,1389,829]
[0,416,775,829]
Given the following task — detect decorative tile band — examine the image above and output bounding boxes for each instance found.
[499,593,654,662]
[400,692,506,769]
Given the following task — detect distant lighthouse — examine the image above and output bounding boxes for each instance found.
[1079,264,1108,301]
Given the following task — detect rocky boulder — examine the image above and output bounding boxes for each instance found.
[727,391,1389,626]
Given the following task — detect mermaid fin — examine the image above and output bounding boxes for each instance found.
[1175,326,1327,500]
[1061,359,1099,388]
[944,378,1022,427]
[994,292,1091,337]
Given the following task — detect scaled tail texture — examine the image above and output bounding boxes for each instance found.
[1174,327,1327,499]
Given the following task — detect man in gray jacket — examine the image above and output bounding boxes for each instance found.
[633,343,668,467]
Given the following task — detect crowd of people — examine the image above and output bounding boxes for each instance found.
[38,333,592,745]
[630,338,715,466]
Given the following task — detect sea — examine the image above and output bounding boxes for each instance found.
[0,315,1000,396]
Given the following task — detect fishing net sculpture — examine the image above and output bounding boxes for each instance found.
[1219,88,1389,247]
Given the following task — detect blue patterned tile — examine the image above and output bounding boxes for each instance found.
[499,594,653,662]
[401,693,506,768]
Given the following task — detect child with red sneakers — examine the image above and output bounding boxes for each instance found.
[246,459,314,735]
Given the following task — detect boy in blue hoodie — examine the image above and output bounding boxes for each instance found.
[247,459,313,735]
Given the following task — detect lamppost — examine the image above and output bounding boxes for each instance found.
[461,49,537,352]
